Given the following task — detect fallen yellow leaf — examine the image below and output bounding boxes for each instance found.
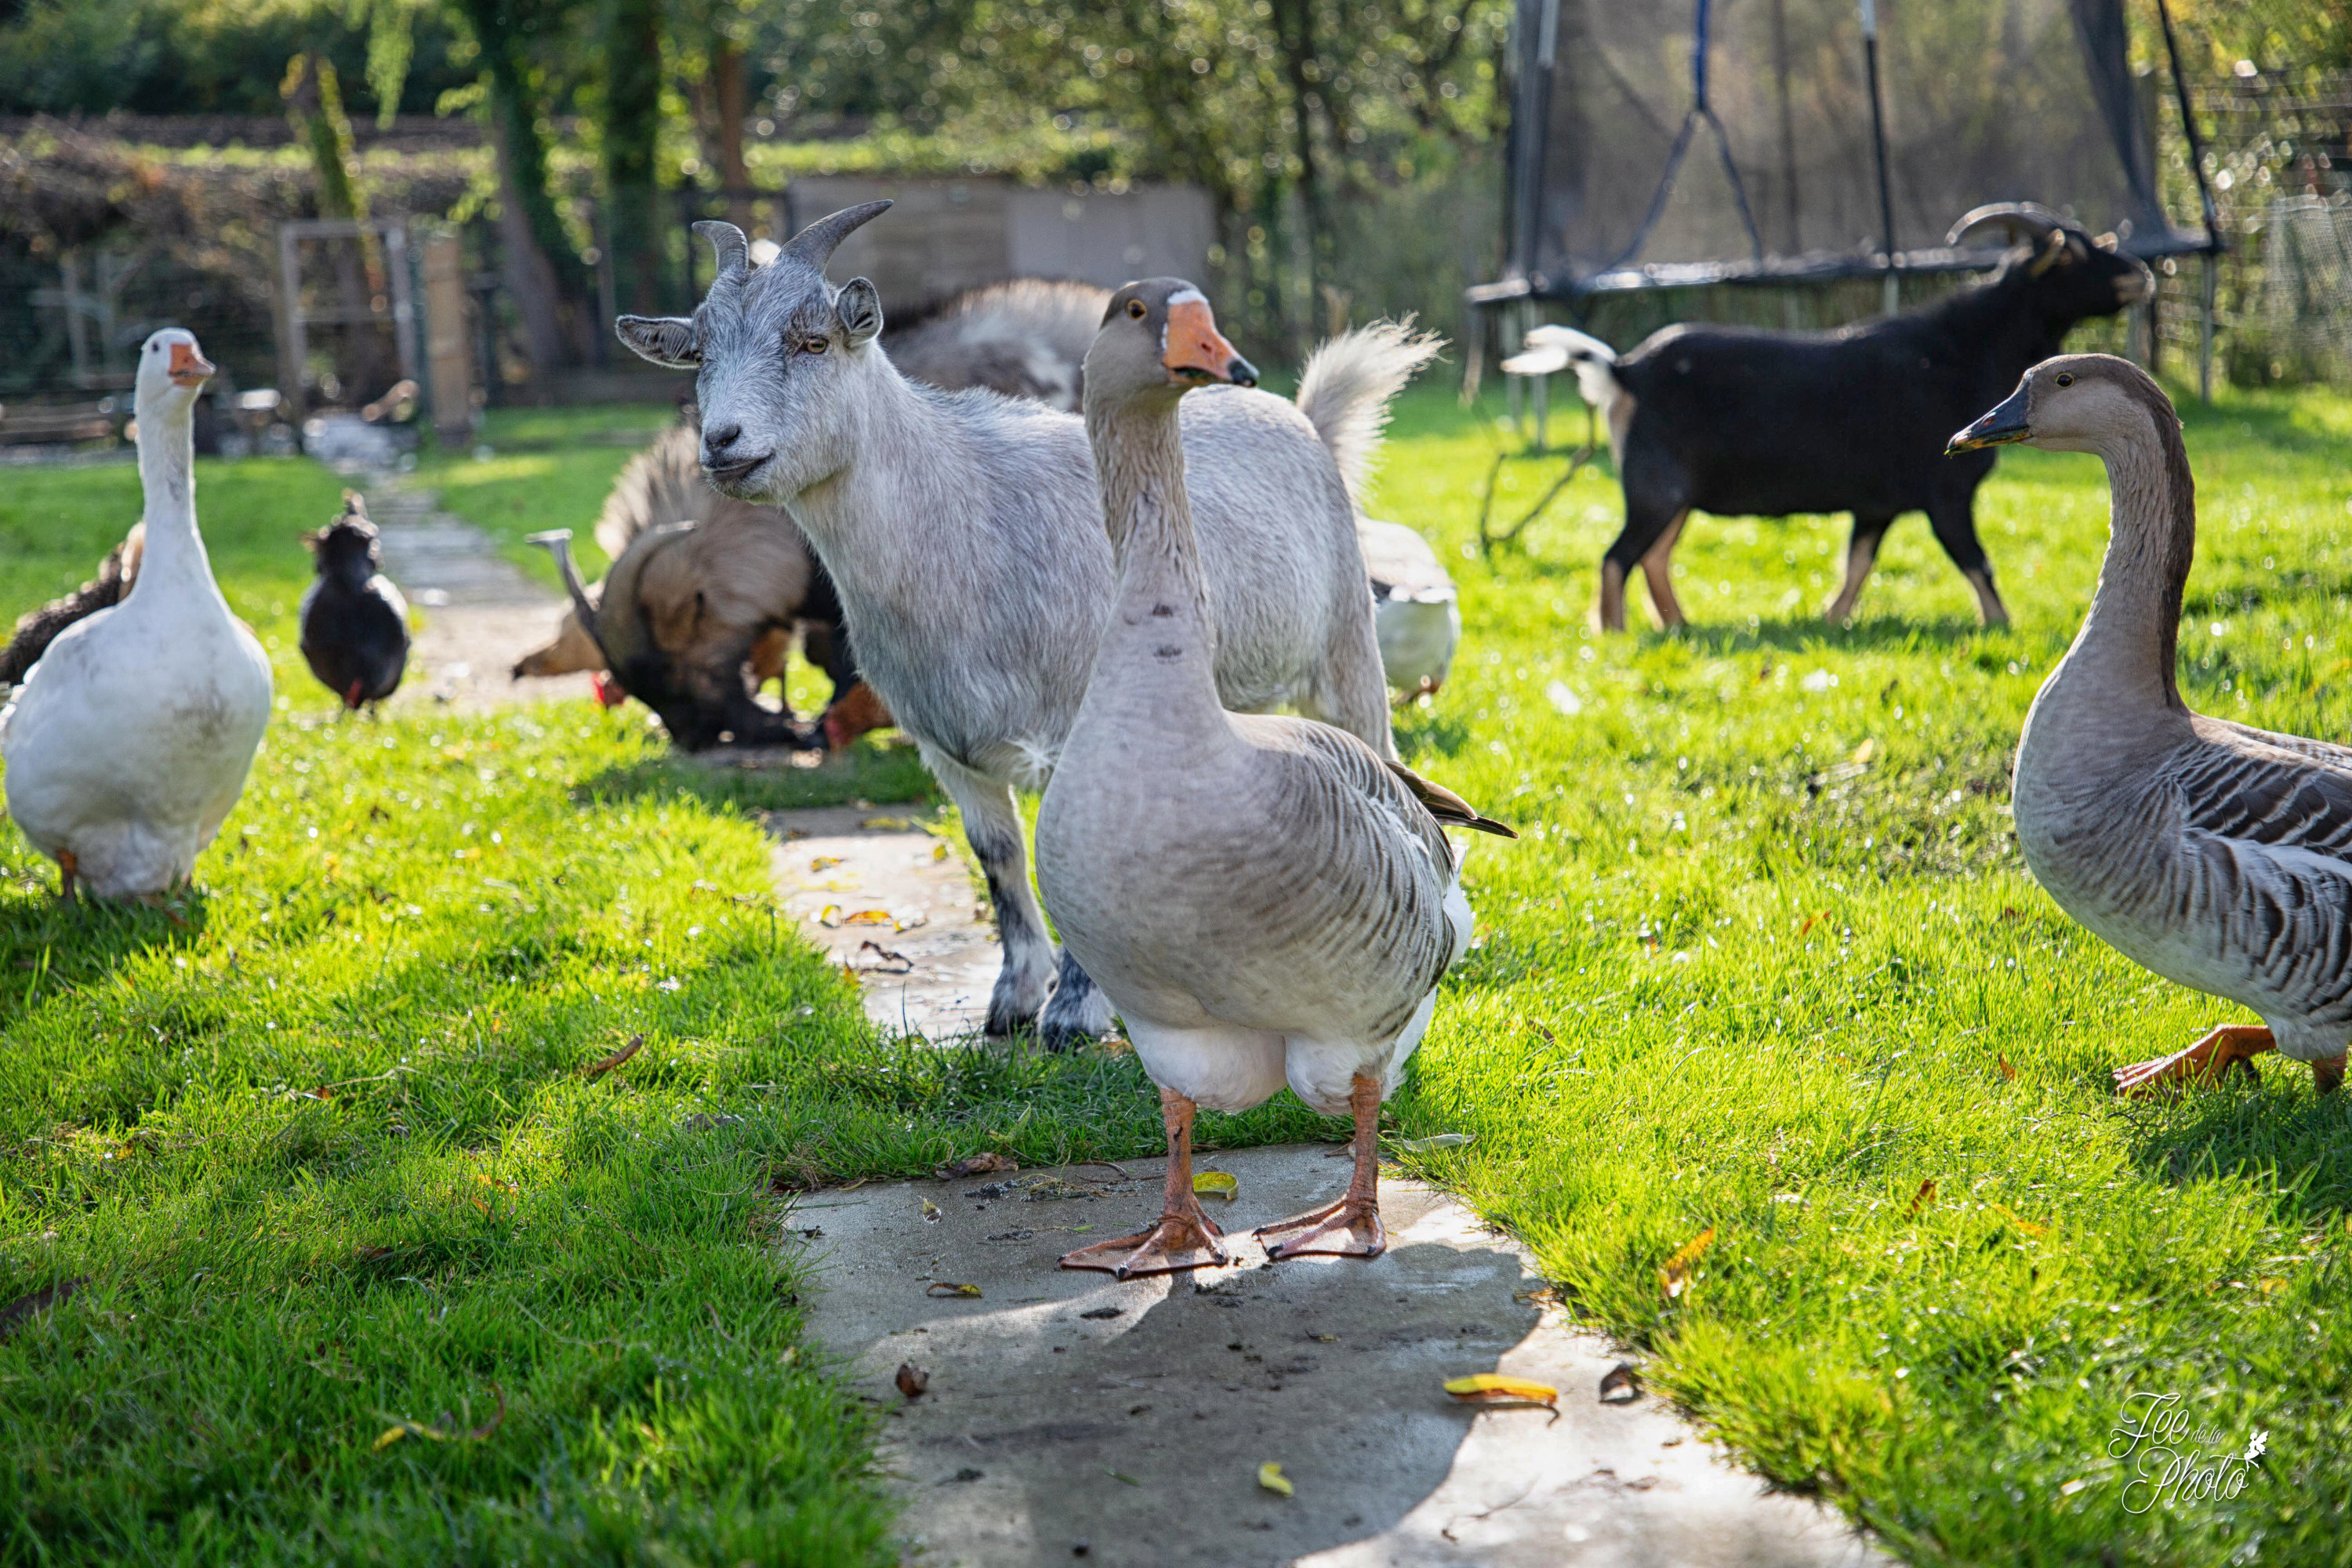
[1660,1225,1717,1299]
[1443,1374,1560,1409]
[1257,1461,1294,1497]
[372,1426,408,1452]
[1192,1171,1239,1201]
[924,1282,983,1298]
[1988,1203,2048,1237]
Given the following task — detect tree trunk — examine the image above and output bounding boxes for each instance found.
[456,0,596,379]
[712,36,752,231]
[284,52,393,401]
[487,110,575,378]
[1269,0,1332,360]
[602,0,664,314]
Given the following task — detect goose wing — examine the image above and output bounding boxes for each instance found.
[1226,713,1488,1007]
[2176,718,2352,863]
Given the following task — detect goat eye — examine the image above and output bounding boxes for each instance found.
[800,336,827,354]
[2055,372,2074,387]
[1126,299,1146,321]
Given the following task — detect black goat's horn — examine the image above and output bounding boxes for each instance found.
[779,201,892,272]
[527,529,609,665]
[1946,202,2077,249]
[693,220,750,281]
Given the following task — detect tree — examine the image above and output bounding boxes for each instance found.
[601,0,662,314]
[448,0,598,374]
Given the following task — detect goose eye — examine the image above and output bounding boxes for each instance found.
[1126,299,1146,321]
[2054,372,2074,387]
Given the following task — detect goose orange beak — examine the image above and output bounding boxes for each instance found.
[1163,294,1257,387]
[169,342,216,388]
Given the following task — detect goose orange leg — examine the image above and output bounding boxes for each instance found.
[1059,1087,1229,1279]
[2114,1025,2274,1097]
[56,850,77,904]
[1258,1074,1387,1261]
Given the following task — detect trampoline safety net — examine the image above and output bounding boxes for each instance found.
[1497,0,2211,299]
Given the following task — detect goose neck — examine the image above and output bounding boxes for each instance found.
[2063,409,2195,714]
[1082,391,1225,731]
[1089,394,1207,610]
[131,395,211,591]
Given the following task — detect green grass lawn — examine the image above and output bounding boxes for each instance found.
[5,372,2350,1563]
[1380,377,2352,1563]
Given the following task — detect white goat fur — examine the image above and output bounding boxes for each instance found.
[617,210,1439,1040]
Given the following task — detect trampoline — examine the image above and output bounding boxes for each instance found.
[1475,0,2222,384]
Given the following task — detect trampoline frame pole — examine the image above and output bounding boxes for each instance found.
[2154,0,2222,403]
[1859,0,1898,314]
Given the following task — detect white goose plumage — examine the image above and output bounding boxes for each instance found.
[1,328,272,901]
[1951,352,2352,1094]
[1035,281,1510,1279]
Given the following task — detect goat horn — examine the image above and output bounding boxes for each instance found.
[693,220,750,282]
[1946,202,2076,249]
[778,201,892,272]
[526,529,610,665]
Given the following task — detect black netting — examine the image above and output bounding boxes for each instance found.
[1502,0,2208,298]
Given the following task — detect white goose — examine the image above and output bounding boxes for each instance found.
[1358,517,1461,699]
[1,328,272,901]
[1950,352,2352,1094]
[1036,281,1512,1278]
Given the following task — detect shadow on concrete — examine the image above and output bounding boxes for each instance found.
[792,1145,1880,1567]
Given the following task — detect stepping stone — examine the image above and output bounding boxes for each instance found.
[765,805,999,1040]
[794,1145,1883,1567]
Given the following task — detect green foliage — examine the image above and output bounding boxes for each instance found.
[0,0,471,118]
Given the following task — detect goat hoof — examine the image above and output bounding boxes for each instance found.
[983,1004,1041,1039]
[1034,1021,1097,1055]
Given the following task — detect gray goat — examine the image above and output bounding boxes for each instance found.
[616,203,1435,1047]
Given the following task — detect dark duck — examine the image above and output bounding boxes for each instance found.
[299,492,410,712]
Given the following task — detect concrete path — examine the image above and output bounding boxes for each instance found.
[305,452,593,713]
[794,1145,1881,1568]
[355,480,596,712]
[764,804,999,1040]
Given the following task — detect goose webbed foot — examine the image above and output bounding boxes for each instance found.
[1259,1072,1387,1261]
[1059,1086,1232,1279]
[2114,1024,2274,1098]
[2311,1054,2346,1094]
[1058,1207,1229,1279]
[1258,1194,1387,1260]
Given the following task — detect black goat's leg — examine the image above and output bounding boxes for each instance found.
[1824,512,1896,624]
[1038,949,1114,1052]
[1635,508,1691,629]
[925,752,1057,1037]
[1926,495,2009,627]
[1598,495,1683,633]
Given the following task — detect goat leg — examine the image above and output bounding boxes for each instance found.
[1037,952,1115,1051]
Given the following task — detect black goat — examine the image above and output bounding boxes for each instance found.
[1545,205,2154,631]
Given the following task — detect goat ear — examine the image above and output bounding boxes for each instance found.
[616,315,699,368]
[836,278,884,348]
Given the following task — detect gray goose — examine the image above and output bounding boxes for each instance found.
[1035,281,1512,1279]
[1950,353,2352,1094]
